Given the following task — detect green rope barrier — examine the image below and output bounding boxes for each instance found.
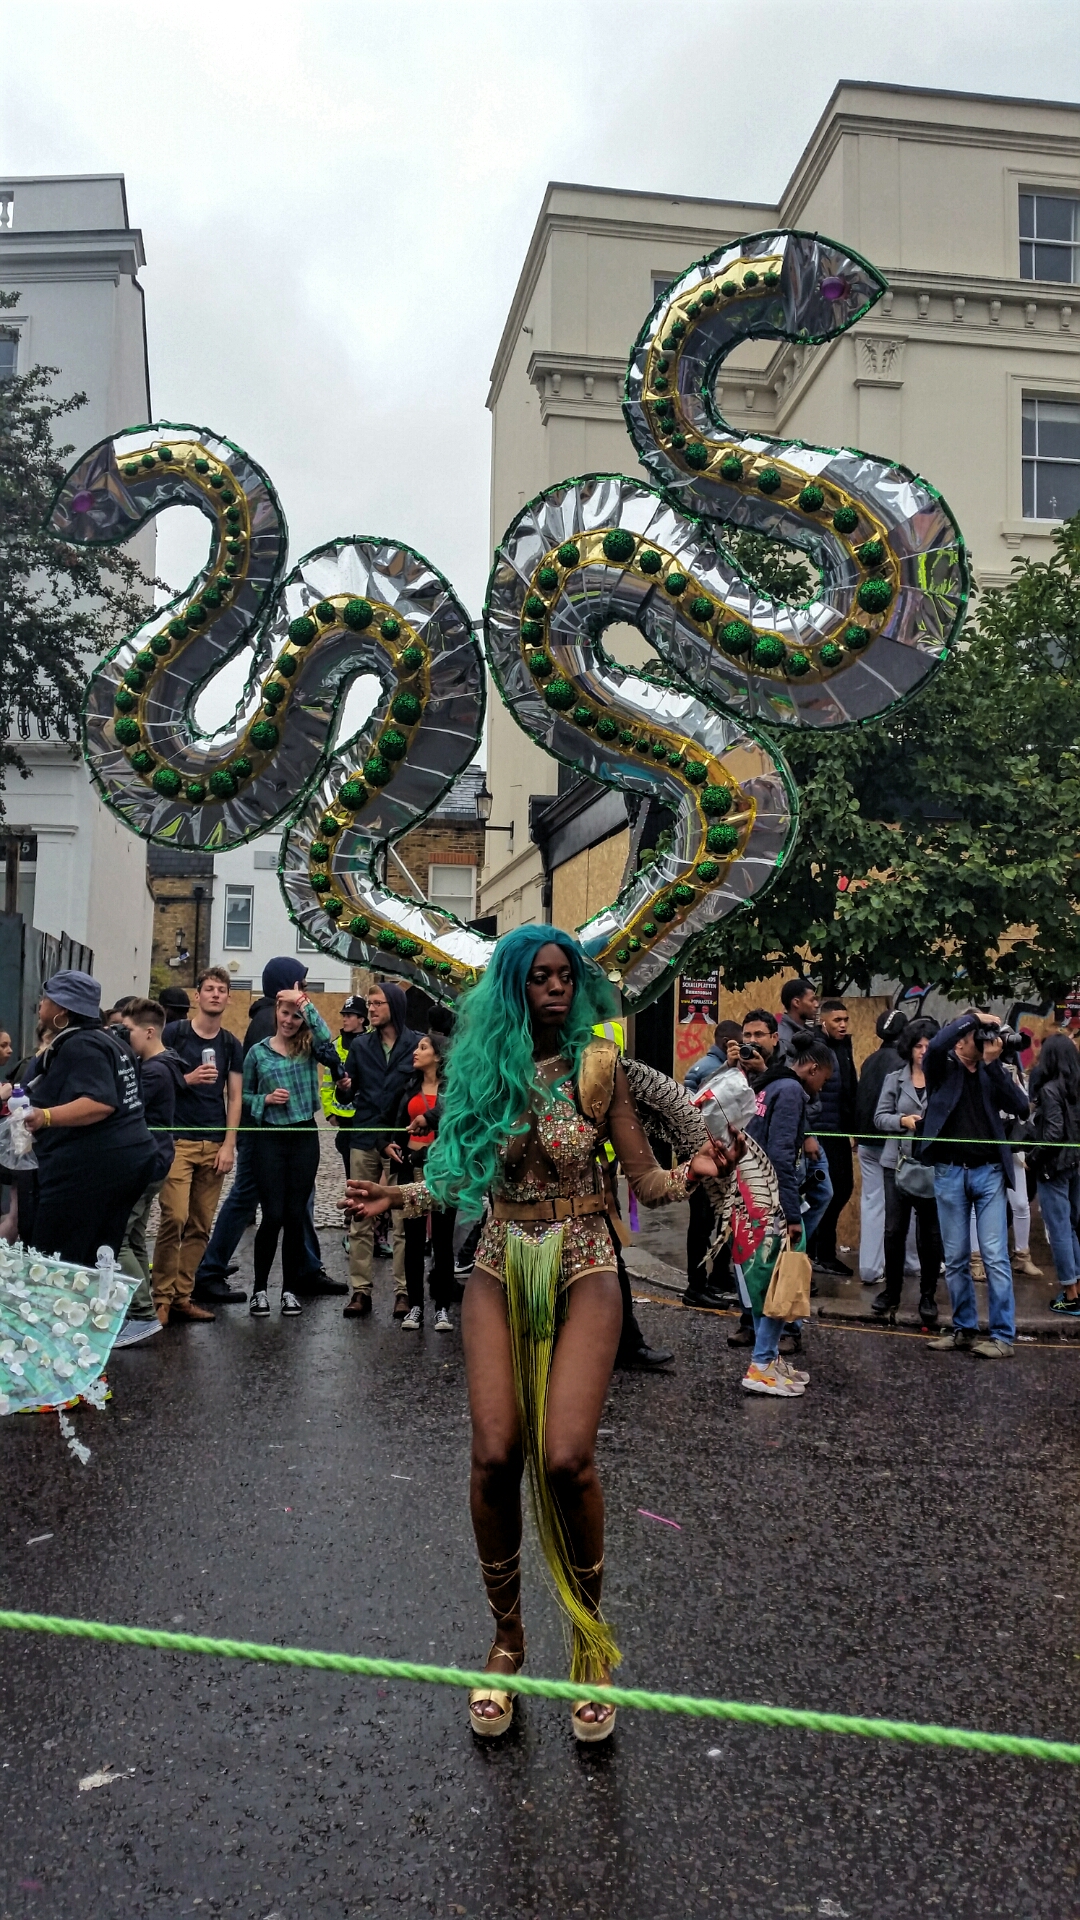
[1,1610,1077,1764]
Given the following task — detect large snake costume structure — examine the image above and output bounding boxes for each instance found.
[49,230,966,1010]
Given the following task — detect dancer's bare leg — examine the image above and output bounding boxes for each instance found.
[461,1264,525,1715]
[544,1267,622,1723]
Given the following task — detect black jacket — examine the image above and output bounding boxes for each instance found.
[746,1060,809,1224]
[814,1029,856,1134]
[854,1041,905,1147]
[391,1074,444,1177]
[1029,1080,1080,1180]
[922,1017,1029,1178]
[140,1048,188,1182]
[343,1024,424,1144]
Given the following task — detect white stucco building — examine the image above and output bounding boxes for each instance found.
[0,174,155,1003]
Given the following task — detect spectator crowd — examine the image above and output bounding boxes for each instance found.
[2,957,1077,1395]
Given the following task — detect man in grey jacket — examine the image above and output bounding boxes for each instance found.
[777,978,820,1057]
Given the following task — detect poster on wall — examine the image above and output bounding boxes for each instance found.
[674,970,720,1078]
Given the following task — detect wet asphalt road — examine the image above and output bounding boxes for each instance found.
[2,1258,1079,1920]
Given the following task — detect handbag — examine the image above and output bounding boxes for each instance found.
[895,1139,936,1199]
[762,1241,813,1321]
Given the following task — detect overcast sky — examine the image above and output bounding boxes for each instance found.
[5,3,1080,647]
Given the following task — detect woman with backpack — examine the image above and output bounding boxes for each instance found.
[1027,1032,1080,1315]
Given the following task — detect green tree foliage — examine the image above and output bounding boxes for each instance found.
[0,300,155,814]
[700,516,1080,1001]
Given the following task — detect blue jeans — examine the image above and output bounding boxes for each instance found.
[196,1132,322,1283]
[1036,1170,1080,1290]
[800,1152,833,1245]
[933,1161,1015,1343]
[738,1231,806,1366]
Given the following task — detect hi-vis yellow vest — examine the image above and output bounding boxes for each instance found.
[591,1021,625,1161]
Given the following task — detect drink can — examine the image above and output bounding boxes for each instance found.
[201,1048,217,1068]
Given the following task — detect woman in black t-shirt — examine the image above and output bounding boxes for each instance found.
[19,971,157,1265]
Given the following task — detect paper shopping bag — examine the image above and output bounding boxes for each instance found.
[762,1243,812,1321]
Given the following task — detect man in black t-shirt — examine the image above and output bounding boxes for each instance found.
[155,966,243,1324]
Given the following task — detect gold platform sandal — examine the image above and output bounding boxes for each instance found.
[468,1551,524,1738]
[569,1557,617,1744]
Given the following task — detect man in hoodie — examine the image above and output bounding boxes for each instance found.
[192,957,346,1302]
[341,980,422,1318]
[853,1008,908,1286]
[808,999,858,1276]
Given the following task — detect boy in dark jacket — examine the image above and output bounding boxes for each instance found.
[116,999,189,1342]
[809,999,858,1275]
[341,979,423,1318]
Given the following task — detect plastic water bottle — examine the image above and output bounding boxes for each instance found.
[7,1086,32,1159]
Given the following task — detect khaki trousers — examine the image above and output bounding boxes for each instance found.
[118,1177,165,1319]
[153,1139,226,1309]
[349,1145,406,1295]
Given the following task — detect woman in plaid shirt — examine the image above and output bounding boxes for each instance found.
[243,987,333,1317]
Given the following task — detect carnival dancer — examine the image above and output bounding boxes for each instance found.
[348,926,725,1743]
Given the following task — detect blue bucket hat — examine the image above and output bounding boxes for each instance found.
[43,970,102,1020]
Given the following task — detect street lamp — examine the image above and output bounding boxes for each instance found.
[475,778,513,833]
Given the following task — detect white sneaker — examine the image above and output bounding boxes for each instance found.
[741,1361,804,1397]
[401,1305,423,1330]
[434,1307,452,1332]
[775,1355,809,1387]
[249,1290,270,1316]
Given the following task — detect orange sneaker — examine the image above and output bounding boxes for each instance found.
[741,1361,805,1397]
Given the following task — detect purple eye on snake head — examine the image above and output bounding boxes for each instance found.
[819,276,847,303]
[70,491,95,514]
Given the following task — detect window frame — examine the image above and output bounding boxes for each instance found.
[222,883,254,951]
[1019,188,1080,286]
[1021,394,1080,522]
[427,861,477,923]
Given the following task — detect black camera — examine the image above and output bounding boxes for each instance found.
[738,1043,758,1062]
[970,1023,1000,1049]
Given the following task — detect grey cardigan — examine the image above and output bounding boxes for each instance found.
[874,1066,928,1170]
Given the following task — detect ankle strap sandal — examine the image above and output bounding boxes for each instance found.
[468,1640,525,1739]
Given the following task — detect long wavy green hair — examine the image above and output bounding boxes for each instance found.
[424,924,619,1217]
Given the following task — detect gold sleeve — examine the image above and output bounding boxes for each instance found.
[398,1180,433,1219]
[607,1062,694,1206]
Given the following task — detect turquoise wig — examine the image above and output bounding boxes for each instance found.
[424,924,619,1218]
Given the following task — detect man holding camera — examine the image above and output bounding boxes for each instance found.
[921,1011,1029,1358]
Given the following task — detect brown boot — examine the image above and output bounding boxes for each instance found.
[392,1292,409,1319]
[170,1299,215,1322]
[154,1304,170,1326]
[343,1291,372,1317]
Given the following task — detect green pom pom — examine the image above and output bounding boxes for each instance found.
[572,704,595,727]
[381,728,408,760]
[275,652,297,677]
[689,596,712,622]
[377,929,399,951]
[343,598,374,630]
[151,633,172,655]
[858,578,893,613]
[123,462,139,478]
[672,883,695,905]
[185,602,207,628]
[140,452,156,469]
[135,650,157,674]
[664,572,687,596]
[615,948,630,965]
[670,433,686,450]
[338,779,367,809]
[169,619,190,640]
[202,586,223,609]
[596,717,618,740]
[114,715,140,743]
[436,961,453,976]
[686,301,700,318]
[752,635,786,669]
[651,377,668,394]
[819,642,844,668]
[310,873,332,893]
[650,739,668,759]
[226,538,244,554]
[289,615,317,645]
[798,485,824,512]
[537,566,559,592]
[787,651,812,676]
[528,652,553,678]
[185,779,206,801]
[348,915,370,937]
[684,760,707,784]
[857,539,886,567]
[397,936,423,958]
[832,506,859,535]
[695,859,719,881]
[701,287,717,306]
[521,620,545,645]
[365,754,390,786]
[220,488,236,505]
[719,456,743,482]
[661,333,678,350]
[398,644,424,673]
[315,600,337,623]
[130,751,155,774]
[209,768,239,799]
[743,270,759,288]
[123,669,146,691]
[667,752,684,770]
[654,898,677,922]
[380,616,401,641]
[262,681,285,707]
[756,466,782,494]
[618,728,636,747]
[114,688,137,713]
[310,841,330,862]
[391,692,421,725]
[209,473,225,489]
[639,549,662,575]
[556,542,580,567]
[225,507,242,526]
[628,936,642,950]
[763,271,781,289]
[684,442,710,470]
[603,529,635,563]
[193,457,210,473]
[524,595,548,619]
[320,813,340,835]
[641,921,656,937]
[250,721,279,749]
[706,823,739,854]
[721,280,739,297]
[844,625,870,652]
[701,784,733,816]
[232,756,253,779]
[720,620,752,655]
[324,898,344,919]
[543,678,575,711]
[671,319,687,338]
